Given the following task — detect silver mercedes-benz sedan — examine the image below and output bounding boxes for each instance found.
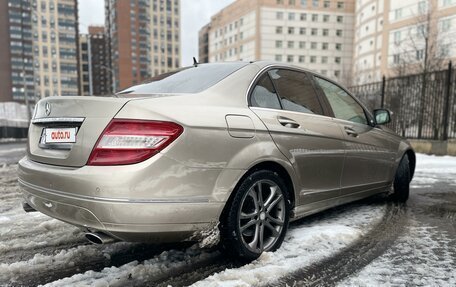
[18,61,415,260]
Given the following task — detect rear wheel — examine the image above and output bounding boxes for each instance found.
[220,170,290,261]
[390,155,410,203]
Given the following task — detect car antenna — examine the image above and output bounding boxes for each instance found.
[193,57,199,67]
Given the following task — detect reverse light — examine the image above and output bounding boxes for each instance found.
[87,119,183,166]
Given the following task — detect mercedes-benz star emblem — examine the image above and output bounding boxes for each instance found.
[45,102,51,116]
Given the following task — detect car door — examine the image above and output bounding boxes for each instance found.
[313,76,395,196]
[249,68,346,206]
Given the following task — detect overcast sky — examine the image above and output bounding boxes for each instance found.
[78,0,235,66]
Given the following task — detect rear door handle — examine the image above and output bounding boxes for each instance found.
[344,126,358,137]
[278,117,300,128]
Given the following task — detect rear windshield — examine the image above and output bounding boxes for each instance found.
[118,62,248,95]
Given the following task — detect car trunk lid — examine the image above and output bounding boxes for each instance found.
[28,97,131,167]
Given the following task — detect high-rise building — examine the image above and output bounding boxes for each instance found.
[0,0,79,103]
[105,0,181,91]
[78,34,91,96]
[200,0,355,85]
[199,23,211,63]
[88,26,111,96]
[0,0,34,103]
[33,0,80,98]
[352,0,456,84]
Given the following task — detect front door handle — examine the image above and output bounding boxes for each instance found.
[344,126,358,137]
[278,117,300,128]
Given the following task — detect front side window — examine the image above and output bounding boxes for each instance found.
[269,69,323,114]
[250,74,282,109]
[315,77,367,125]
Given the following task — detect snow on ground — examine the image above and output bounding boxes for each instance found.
[190,204,386,287]
[338,153,456,286]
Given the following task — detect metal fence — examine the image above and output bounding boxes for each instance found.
[350,62,455,140]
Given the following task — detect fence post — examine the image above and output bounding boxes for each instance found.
[381,76,386,108]
[442,61,452,141]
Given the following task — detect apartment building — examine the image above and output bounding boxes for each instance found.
[352,0,456,84]
[199,23,211,63]
[105,0,181,91]
[200,0,355,85]
[88,26,112,96]
[0,0,80,103]
[78,34,91,96]
[33,0,80,98]
[0,0,34,103]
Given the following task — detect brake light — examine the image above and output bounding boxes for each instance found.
[87,119,183,166]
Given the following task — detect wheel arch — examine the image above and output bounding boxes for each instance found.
[218,160,296,222]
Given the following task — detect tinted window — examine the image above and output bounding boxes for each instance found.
[269,69,323,115]
[315,77,367,125]
[250,74,281,109]
[118,62,248,95]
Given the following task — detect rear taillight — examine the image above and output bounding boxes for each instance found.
[87,119,183,166]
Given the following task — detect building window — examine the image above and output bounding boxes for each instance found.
[300,13,307,20]
[334,70,340,77]
[299,41,305,48]
[277,0,284,4]
[276,54,283,61]
[337,1,344,9]
[393,54,400,64]
[337,16,343,23]
[299,56,305,63]
[322,29,329,36]
[323,15,330,22]
[394,31,401,44]
[288,41,294,48]
[336,43,342,50]
[300,27,306,35]
[312,0,319,7]
[289,0,296,5]
[301,0,307,6]
[418,1,427,13]
[323,0,330,8]
[312,14,318,21]
[395,8,402,20]
[277,12,284,19]
[310,56,316,63]
[322,42,328,50]
[288,27,295,34]
[311,42,317,49]
[311,28,317,35]
[441,19,451,32]
[321,56,328,63]
[276,26,283,34]
[416,49,424,60]
[289,12,295,20]
[276,40,283,48]
[336,29,343,36]
[335,57,341,64]
[287,55,294,62]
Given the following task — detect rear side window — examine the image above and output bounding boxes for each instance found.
[119,62,248,95]
[250,74,282,109]
[269,69,323,115]
[315,77,368,125]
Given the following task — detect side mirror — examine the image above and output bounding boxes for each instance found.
[374,109,391,125]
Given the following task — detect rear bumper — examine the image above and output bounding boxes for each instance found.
[18,156,236,242]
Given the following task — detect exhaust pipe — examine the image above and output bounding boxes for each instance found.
[85,232,116,244]
[23,202,37,213]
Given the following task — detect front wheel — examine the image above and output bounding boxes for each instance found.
[220,170,290,261]
[390,155,410,203]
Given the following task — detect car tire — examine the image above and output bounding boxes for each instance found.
[219,170,290,261]
[390,155,410,203]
